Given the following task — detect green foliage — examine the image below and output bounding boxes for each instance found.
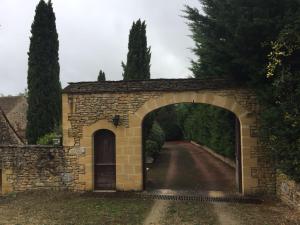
[155,105,184,141]
[97,70,106,81]
[181,104,236,159]
[26,0,61,144]
[37,132,57,145]
[122,19,151,80]
[145,140,159,158]
[144,121,165,158]
[149,122,165,148]
[259,16,300,180]
[144,103,235,159]
[183,0,299,83]
[184,0,300,179]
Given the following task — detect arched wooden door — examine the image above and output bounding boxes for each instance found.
[94,129,116,190]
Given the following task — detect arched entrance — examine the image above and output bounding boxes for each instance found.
[142,103,243,193]
[133,92,258,195]
[94,129,116,190]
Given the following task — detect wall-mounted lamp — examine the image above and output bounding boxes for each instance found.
[112,115,120,127]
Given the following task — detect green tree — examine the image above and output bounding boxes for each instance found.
[97,70,106,81]
[184,0,298,83]
[26,0,61,144]
[122,19,151,80]
[182,104,236,159]
[155,105,183,141]
[259,15,300,180]
[184,0,300,178]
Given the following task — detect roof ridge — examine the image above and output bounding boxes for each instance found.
[0,107,24,145]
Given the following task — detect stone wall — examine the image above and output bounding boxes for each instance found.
[66,89,259,146]
[0,145,84,194]
[67,92,162,145]
[60,79,278,195]
[277,171,300,209]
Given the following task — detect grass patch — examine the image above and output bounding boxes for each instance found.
[225,201,300,225]
[161,201,219,225]
[0,190,153,225]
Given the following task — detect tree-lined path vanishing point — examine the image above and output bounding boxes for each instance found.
[146,141,236,192]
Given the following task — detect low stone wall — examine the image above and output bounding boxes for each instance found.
[276,171,300,209]
[0,145,85,194]
[190,141,236,168]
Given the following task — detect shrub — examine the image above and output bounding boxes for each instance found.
[145,121,165,158]
[37,132,57,145]
[145,140,160,158]
[148,122,165,149]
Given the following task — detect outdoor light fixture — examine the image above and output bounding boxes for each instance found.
[112,115,120,127]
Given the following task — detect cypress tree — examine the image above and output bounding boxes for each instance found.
[97,70,106,81]
[26,0,61,144]
[122,19,151,80]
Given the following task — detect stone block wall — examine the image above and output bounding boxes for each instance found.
[66,92,162,145]
[277,171,300,209]
[62,88,276,195]
[0,145,84,194]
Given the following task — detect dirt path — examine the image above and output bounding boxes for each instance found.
[213,203,240,225]
[144,141,238,224]
[143,143,181,224]
[147,141,236,191]
[143,200,169,225]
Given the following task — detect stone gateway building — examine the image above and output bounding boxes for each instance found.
[61,79,274,196]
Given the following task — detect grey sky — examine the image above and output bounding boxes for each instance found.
[0,0,201,95]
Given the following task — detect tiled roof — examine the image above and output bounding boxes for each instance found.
[63,78,244,93]
[0,107,23,145]
[0,96,25,114]
[0,96,27,142]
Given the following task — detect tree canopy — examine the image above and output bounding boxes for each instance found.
[98,70,106,81]
[122,19,151,80]
[184,0,299,84]
[184,0,300,180]
[26,0,61,144]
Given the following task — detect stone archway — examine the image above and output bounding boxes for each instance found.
[130,91,257,195]
[62,79,273,196]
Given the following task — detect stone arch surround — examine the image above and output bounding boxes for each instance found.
[62,79,275,196]
[132,92,257,195]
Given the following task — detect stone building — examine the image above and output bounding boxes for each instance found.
[61,78,275,195]
[0,96,27,142]
[0,107,23,145]
[0,79,276,196]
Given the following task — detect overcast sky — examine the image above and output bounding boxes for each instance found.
[0,0,201,95]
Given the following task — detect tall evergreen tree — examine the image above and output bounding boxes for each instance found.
[183,0,300,180]
[97,70,106,81]
[184,0,298,83]
[26,0,61,144]
[122,19,151,80]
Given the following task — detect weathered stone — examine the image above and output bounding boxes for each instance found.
[277,171,300,209]
[0,145,84,194]
[61,79,275,196]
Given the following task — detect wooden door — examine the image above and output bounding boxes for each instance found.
[94,130,116,190]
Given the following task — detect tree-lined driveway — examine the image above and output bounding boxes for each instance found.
[146,141,236,192]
